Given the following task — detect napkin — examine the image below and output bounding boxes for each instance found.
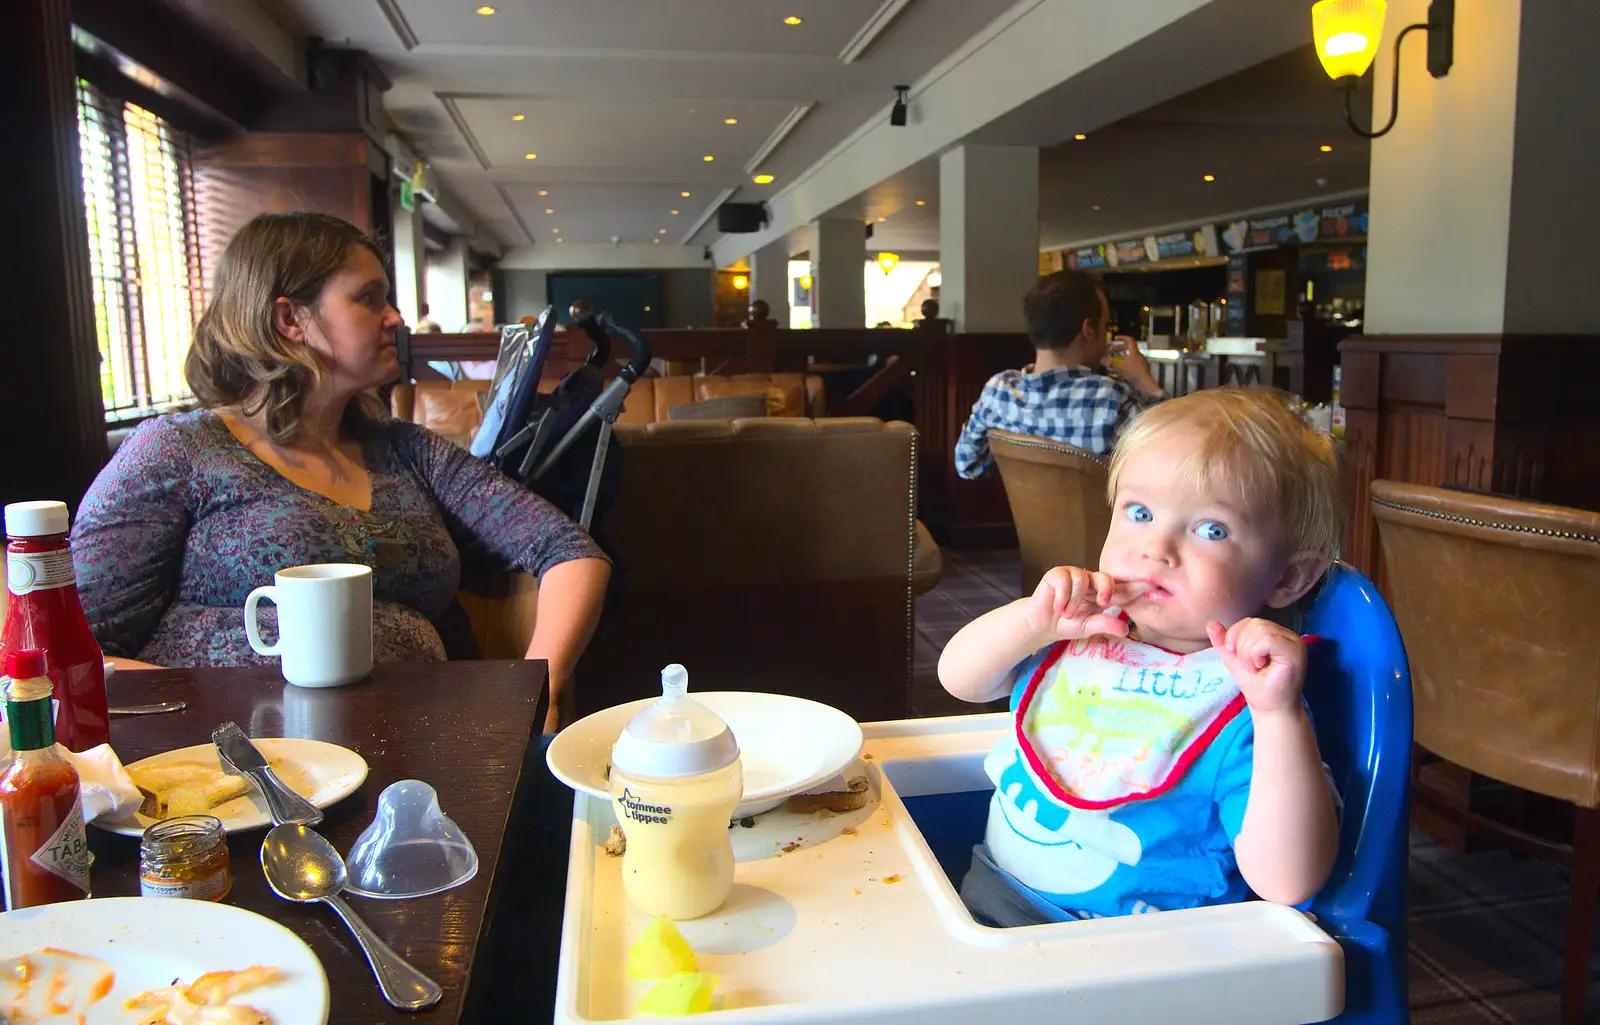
[0,728,144,824]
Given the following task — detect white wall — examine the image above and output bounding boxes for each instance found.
[1363,0,1522,335]
[498,244,711,271]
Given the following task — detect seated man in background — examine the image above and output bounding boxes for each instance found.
[955,269,1165,479]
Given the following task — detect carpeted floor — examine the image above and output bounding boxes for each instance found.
[914,548,1588,1024]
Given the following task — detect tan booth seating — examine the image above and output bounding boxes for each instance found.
[987,429,1112,596]
[389,372,827,449]
[459,418,918,724]
[1370,479,1600,1025]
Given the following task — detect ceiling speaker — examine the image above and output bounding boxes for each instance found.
[717,202,768,234]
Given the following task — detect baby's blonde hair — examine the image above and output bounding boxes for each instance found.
[1107,388,1344,558]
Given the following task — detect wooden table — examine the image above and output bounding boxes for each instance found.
[88,661,549,1024]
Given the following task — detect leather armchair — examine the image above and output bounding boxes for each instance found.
[1370,479,1600,1025]
[988,429,1112,595]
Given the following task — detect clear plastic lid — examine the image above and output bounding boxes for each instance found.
[610,664,739,779]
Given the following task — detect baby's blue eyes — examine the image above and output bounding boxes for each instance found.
[1194,520,1230,541]
[1124,503,1153,523]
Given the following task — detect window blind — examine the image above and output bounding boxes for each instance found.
[75,79,205,422]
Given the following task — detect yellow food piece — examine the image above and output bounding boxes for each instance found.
[164,785,211,818]
[627,917,697,979]
[636,972,717,1016]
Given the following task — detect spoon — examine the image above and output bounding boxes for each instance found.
[261,824,443,1011]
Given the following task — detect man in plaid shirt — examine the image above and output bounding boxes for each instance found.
[955,270,1166,479]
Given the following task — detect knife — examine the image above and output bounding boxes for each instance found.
[212,721,324,826]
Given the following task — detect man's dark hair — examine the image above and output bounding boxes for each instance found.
[1022,270,1105,350]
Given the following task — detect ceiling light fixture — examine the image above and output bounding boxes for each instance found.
[1074,133,1087,141]
[476,5,495,14]
[681,191,691,198]
[784,15,802,25]
[552,227,559,233]
[1203,174,1216,182]
[724,118,739,125]
[733,275,749,290]
[752,174,774,185]
[653,238,660,244]
[1313,0,1454,139]
[703,155,715,162]
[1320,144,1334,152]
[512,113,525,121]
[556,238,563,243]
[538,189,548,196]
[659,229,667,234]
[915,199,926,206]
[877,252,900,275]
[670,209,680,215]
[890,85,910,127]
[1092,204,1102,211]
[544,208,553,214]
[524,153,536,160]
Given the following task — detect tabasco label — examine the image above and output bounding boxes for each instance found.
[28,796,90,893]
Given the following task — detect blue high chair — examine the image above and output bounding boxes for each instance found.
[902,564,1412,1024]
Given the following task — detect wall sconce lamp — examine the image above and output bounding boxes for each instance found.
[889,85,910,127]
[799,274,813,291]
[732,275,749,290]
[1312,0,1453,139]
[877,252,900,275]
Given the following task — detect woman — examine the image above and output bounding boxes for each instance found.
[74,212,609,731]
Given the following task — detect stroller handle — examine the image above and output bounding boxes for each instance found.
[570,308,652,384]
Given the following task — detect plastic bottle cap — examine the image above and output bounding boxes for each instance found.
[4,649,47,680]
[4,501,70,539]
[610,664,739,779]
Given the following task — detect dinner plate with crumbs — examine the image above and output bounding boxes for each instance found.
[98,738,368,837]
[0,897,328,1024]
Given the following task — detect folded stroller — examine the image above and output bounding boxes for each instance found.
[469,306,652,532]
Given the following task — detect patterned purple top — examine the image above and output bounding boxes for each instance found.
[72,410,605,667]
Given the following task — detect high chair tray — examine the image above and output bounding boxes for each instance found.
[555,713,1343,1024]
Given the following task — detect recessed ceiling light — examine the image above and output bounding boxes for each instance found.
[659,228,667,234]
[476,5,495,14]
[555,238,563,243]
[1202,174,1215,182]
[544,208,553,214]
[1320,144,1334,152]
[703,155,714,162]
[670,209,679,215]
[784,15,802,25]
[538,189,548,196]
[1092,204,1102,211]
[1074,133,1087,141]
[524,153,537,160]
[511,113,525,121]
[724,118,739,125]
[752,174,774,184]
[551,228,559,233]
[653,238,660,244]
[877,217,886,222]
[915,199,925,206]
[681,191,691,198]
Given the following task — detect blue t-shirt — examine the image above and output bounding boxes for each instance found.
[980,646,1254,918]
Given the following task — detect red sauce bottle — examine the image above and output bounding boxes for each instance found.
[0,649,91,909]
[1,502,108,751]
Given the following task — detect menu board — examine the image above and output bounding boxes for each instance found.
[1224,255,1248,335]
[1065,244,1109,270]
[1220,200,1369,253]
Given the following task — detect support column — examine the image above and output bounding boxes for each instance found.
[809,216,865,329]
[425,236,470,331]
[938,144,1039,332]
[1,0,107,508]
[750,240,790,328]
[391,194,425,326]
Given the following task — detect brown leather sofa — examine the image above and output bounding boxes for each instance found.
[1370,479,1600,1025]
[390,371,826,449]
[459,418,919,723]
[988,429,1112,595]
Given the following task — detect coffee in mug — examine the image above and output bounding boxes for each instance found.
[243,564,374,688]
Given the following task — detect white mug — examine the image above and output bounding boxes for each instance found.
[244,564,374,688]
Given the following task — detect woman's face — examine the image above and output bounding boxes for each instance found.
[295,246,404,394]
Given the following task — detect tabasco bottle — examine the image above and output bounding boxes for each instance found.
[0,649,91,909]
[1,501,108,751]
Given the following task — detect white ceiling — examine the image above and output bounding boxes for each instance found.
[270,0,1017,251]
[822,45,1374,259]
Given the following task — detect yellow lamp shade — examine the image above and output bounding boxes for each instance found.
[1312,0,1386,81]
[877,252,900,275]
[732,275,749,290]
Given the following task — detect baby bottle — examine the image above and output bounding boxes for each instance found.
[609,664,742,920]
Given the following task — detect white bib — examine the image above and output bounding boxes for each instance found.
[1015,636,1245,810]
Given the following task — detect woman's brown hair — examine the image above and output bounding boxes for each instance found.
[185,212,388,444]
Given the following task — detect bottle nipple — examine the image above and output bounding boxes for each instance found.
[660,663,688,701]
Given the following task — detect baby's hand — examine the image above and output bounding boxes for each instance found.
[1206,618,1307,715]
[1022,566,1137,642]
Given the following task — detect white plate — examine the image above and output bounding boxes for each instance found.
[0,896,329,1024]
[547,691,864,818]
[98,738,369,837]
